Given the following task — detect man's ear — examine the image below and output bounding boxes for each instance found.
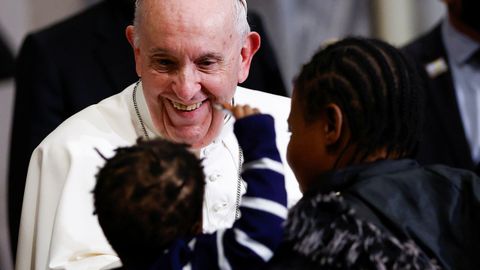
[238,31,261,83]
[126,25,142,77]
[323,103,344,146]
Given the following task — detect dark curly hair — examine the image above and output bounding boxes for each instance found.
[294,37,424,166]
[93,138,205,268]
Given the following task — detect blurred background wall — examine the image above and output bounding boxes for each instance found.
[248,0,445,92]
[0,0,445,269]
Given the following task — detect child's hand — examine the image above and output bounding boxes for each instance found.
[230,104,261,119]
[215,102,261,120]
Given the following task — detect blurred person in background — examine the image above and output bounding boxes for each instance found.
[0,31,14,80]
[403,0,480,175]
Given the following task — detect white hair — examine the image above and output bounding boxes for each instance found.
[234,0,250,40]
[133,0,250,46]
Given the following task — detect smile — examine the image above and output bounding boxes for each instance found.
[171,100,203,111]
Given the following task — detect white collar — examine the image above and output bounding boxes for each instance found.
[134,81,160,139]
[442,18,480,66]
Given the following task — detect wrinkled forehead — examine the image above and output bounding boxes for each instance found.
[134,0,247,44]
[137,0,247,11]
[140,0,242,21]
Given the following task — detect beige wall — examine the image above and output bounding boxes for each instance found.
[371,0,445,46]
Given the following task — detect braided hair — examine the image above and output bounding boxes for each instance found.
[294,37,423,166]
[93,138,205,267]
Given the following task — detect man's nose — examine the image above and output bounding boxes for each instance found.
[172,65,201,101]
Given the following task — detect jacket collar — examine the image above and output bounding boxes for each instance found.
[306,159,420,196]
[442,19,480,66]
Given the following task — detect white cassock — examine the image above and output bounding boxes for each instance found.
[16,82,302,270]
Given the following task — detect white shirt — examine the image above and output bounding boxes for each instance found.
[442,19,480,163]
[16,82,301,270]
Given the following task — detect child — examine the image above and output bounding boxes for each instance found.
[268,37,480,269]
[93,105,288,269]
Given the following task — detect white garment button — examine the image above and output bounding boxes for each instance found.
[203,147,213,157]
[208,171,222,182]
[212,202,228,212]
[202,140,219,157]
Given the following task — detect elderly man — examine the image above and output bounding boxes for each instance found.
[8,0,286,257]
[16,0,300,269]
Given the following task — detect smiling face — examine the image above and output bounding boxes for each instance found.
[127,0,257,148]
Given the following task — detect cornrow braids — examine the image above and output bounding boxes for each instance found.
[294,37,423,167]
[93,138,205,266]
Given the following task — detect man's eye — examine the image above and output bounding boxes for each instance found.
[198,60,216,68]
[159,59,175,66]
[196,57,222,71]
[151,59,176,71]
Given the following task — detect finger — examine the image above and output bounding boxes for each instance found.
[221,102,233,111]
[243,105,261,116]
[232,105,245,118]
[243,105,252,115]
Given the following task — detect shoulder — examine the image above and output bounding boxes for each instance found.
[382,161,479,190]
[32,1,110,38]
[354,161,479,209]
[422,164,480,189]
[402,23,444,63]
[23,0,119,53]
[37,86,135,150]
[356,160,462,190]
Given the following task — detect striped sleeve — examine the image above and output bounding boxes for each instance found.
[192,114,288,270]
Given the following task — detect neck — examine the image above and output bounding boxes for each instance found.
[334,144,393,171]
[448,14,480,43]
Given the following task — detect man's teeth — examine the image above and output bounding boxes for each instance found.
[172,101,203,111]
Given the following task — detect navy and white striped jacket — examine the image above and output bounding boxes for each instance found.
[150,114,288,270]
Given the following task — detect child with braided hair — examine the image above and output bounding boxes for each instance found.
[267,37,480,270]
[93,104,288,270]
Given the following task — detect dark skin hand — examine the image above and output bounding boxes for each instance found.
[215,102,261,119]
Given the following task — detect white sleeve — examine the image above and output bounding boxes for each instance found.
[16,144,71,270]
[16,147,42,270]
[49,139,121,270]
[16,138,121,270]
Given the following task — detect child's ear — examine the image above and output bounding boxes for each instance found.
[323,103,343,146]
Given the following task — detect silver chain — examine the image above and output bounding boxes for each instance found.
[132,80,243,220]
[132,80,150,140]
[235,146,243,220]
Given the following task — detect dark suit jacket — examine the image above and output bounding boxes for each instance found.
[402,23,479,176]
[0,31,14,79]
[8,0,286,258]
